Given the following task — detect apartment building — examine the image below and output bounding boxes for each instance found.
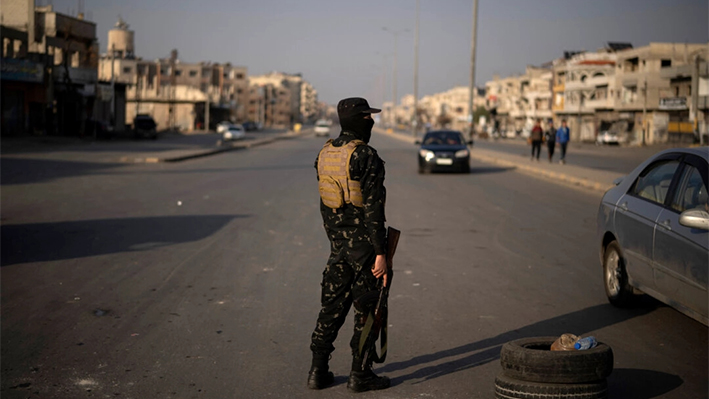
[614,42,707,144]
[519,66,553,133]
[98,19,248,131]
[657,45,708,143]
[1,0,100,136]
[417,86,486,132]
[553,45,623,142]
[250,72,316,126]
[300,80,318,123]
[485,74,525,136]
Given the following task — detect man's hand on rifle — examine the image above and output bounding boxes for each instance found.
[371,254,388,287]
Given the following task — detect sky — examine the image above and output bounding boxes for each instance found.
[47,0,708,105]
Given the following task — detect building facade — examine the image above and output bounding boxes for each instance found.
[98,19,249,131]
[1,0,100,136]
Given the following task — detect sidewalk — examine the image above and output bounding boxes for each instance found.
[1,128,309,164]
[374,127,623,194]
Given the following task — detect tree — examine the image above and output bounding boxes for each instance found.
[473,106,489,124]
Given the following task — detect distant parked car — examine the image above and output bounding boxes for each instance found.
[416,130,472,174]
[596,131,620,145]
[314,119,331,137]
[223,124,245,141]
[216,121,238,134]
[597,148,708,325]
[242,121,259,131]
[133,114,157,139]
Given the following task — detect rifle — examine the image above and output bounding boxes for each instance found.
[354,226,400,369]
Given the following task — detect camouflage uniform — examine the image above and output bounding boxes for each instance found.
[311,131,387,358]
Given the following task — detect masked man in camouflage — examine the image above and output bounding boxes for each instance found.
[308,97,390,393]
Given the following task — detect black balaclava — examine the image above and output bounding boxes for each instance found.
[340,113,374,143]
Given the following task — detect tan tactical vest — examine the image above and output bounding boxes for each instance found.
[317,139,365,209]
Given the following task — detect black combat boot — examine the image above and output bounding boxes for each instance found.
[307,353,334,390]
[307,366,334,389]
[347,358,390,393]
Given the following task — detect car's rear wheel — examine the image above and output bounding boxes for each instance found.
[603,240,633,307]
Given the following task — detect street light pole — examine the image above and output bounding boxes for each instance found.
[413,0,420,138]
[642,77,647,146]
[468,0,479,140]
[383,27,408,128]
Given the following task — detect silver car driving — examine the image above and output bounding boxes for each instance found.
[597,147,709,325]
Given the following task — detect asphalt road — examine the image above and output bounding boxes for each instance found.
[1,129,706,398]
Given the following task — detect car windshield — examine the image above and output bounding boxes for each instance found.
[423,132,462,145]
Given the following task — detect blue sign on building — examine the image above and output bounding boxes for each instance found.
[1,58,44,83]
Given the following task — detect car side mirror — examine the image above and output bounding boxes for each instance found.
[679,209,709,231]
[414,140,421,145]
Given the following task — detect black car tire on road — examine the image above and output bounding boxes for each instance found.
[500,337,613,384]
[494,374,608,399]
[603,240,634,307]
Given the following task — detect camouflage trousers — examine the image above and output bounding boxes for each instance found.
[310,240,379,357]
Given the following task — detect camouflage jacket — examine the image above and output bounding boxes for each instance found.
[314,131,387,255]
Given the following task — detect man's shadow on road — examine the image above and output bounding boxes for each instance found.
[379,301,685,398]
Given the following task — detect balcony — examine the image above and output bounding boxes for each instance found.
[586,75,609,87]
[564,80,585,90]
[585,98,614,110]
[660,65,692,79]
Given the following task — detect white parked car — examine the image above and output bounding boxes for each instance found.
[223,125,245,141]
[314,119,331,137]
[216,121,235,134]
[596,131,620,145]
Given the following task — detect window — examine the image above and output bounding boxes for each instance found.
[661,59,672,68]
[675,86,680,96]
[632,160,680,205]
[123,67,132,74]
[672,165,708,213]
[189,70,197,77]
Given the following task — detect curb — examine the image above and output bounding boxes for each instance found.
[118,130,306,163]
[468,152,613,194]
[374,128,613,194]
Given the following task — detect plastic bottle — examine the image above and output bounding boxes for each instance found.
[574,336,598,350]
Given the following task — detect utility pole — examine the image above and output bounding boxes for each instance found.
[691,50,705,145]
[205,68,211,132]
[110,43,115,134]
[383,27,408,128]
[468,0,479,140]
[413,0,420,138]
[169,49,177,131]
[642,77,647,146]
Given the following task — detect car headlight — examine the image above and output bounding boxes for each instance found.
[419,150,435,161]
[455,149,469,158]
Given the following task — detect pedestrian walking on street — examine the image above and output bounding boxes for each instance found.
[545,119,556,163]
[308,97,391,393]
[530,119,543,162]
[556,119,570,164]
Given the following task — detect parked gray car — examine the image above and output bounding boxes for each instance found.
[597,147,709,325]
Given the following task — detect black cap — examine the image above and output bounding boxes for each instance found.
[337,97,381,119]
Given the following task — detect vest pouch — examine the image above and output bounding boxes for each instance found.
[319,175,345,209]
